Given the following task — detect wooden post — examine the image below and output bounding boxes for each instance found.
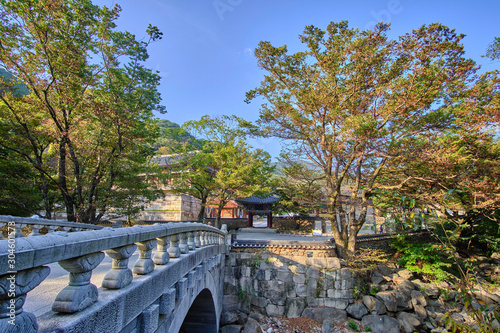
[267,211,272,228]
[248,211,253,228]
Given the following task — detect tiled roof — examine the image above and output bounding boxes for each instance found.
[235,195,280,205]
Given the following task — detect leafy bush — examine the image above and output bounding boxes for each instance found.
[391,236,453,282]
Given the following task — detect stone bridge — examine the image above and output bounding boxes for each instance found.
[0,216,228,333]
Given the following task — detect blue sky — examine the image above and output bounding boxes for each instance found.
[94,0,499,157]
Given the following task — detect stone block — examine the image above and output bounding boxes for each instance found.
[175,277,188,300]
[285,298,306,318]
[266,304,285,317]
[327,289,352,299]
[140,303,159,333]
[276,271,293,283]
[361,315,401,333]
[324,298,349,310]
[302,307,347,323]
[220,325,242,333]
[159,288,176,315]
[397,311,421,333]
[362,295,386,315]
[346,302,369,319]
[293,273,306,284]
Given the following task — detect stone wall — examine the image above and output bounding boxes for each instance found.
[140,193,201,221]
[223,250,355,320]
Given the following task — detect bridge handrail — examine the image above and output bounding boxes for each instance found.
[0,222,223,273]
[0,221,226,332]
[0,215,103,238]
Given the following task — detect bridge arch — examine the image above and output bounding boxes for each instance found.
[166,255,223,333]
[179,289,217,333]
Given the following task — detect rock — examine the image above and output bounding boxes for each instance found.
[362,295,387,315]
[371,271,385,285]
[361,315,401,333]
[414,304,427,320]
[397,311,421,333]
[376,290,410,312]
[397,269,413,280]
[420,283,441,298]
[221,310,240,325]
[377,265,393,276]
[302,307,347,324]
[266,304,285,317]
[397,279,416,296]
[322,319,334,333]
[285,298,306,318]
[243,317,263,333]
[249,312,265,323]
[411,290,427,307]
[220,324,243,333]
[473,284,500,304]
[346,302,369,319]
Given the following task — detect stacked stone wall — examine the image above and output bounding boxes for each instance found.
[223,250,355,319]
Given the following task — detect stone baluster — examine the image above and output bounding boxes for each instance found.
[13,224,25,238]
[187,232,195,250]
[133,240,156,275]
[60,226,71,233]
[0,266,51,333]
[52,252,105,313]
[45,225,57,234]
[168,234,181,258]
[0,223,4,239]
[153,236,171,265]
[203,231,209,246]
[102,244,137,289]
[27,224,43,237]
[194,231,201,248]
[179,233,189,254]
[71,227,82,232]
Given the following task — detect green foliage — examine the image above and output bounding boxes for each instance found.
[485,37,500,61]
[169,115,276,226]
[347,319,360,332]
[236,283,255,306]
[246,20,490,258]
[0,0,165,222]
[153,119,203,154]
[391,236,453,282]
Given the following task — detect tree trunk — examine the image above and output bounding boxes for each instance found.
[197,196,207,221]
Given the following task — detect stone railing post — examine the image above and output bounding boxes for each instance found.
[194,231,201,248]
[179,233,189,254]
[45,225,57,234]
[168,234,180,258]
[52,252,105,313]
[187,232,195,250]
[13,224,24,238]
[102,244,137,289]
[0,266,50,333]
[133,240,156,275]
[153,236,171,265]
[27,225,43,237]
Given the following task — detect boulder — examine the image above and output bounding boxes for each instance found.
[302,307,347,324]
[346,302,369,319]
[362,295,387,315]
[285,298,306,318]
[243,317,263,333]
[266,304,285,317]
[361,315,401,333]
[221,310,240,325]
[220,325,243,333]
[397,311,421,333]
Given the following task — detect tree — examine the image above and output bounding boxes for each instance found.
[275,155,326,216]
[170,115,275,228]
[246,21,483,257]
[486,37,500,61]
[0,0,165,223]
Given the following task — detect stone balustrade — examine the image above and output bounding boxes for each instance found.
[0,221,226,333]
[0,215,104,238]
